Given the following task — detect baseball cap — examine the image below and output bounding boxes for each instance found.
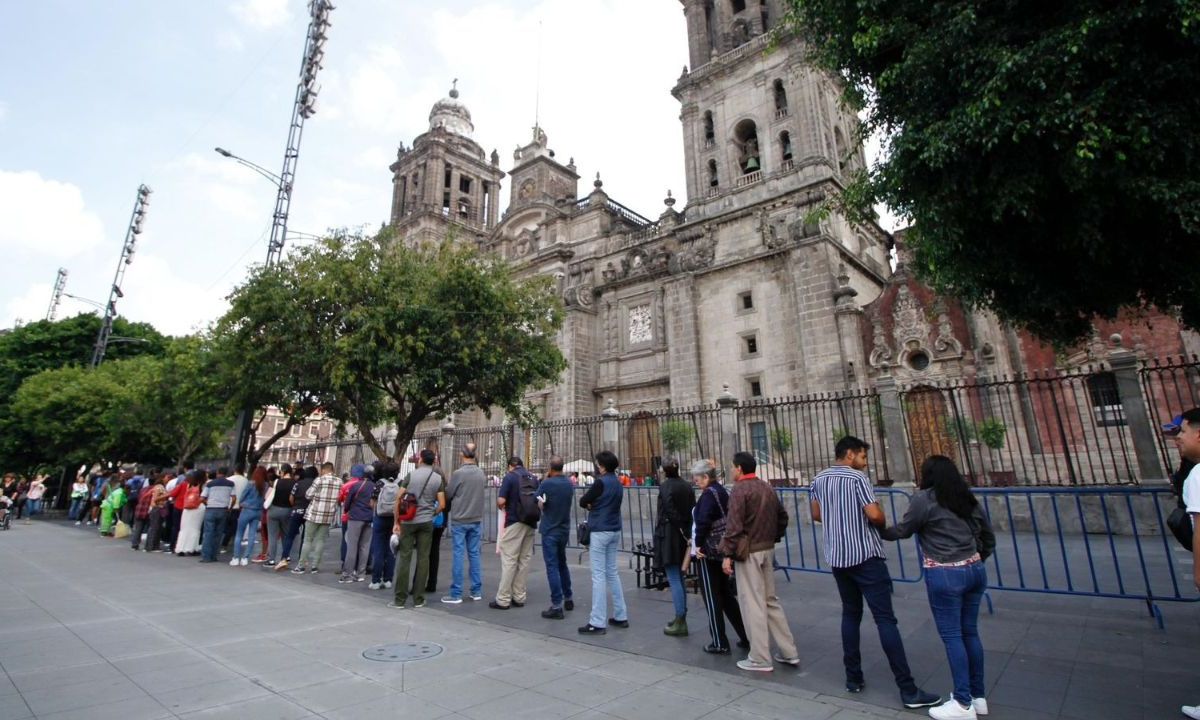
[350,464,366,478]
[1163,414,1184,435]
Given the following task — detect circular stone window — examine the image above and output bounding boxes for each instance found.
[908,350,931,371]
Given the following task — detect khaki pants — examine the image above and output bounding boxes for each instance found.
[736,549,797,664]
[495,522,535,606]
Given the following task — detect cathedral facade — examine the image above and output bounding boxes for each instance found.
[383,1,1198,433]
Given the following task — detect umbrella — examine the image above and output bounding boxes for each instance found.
[562,459,594,474]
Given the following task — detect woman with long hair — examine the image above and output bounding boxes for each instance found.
[881,456,996,720]
[231,467,268,566]
[654,458,694,637]
[173,471,206,556]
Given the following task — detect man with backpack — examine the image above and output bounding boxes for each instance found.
[442,443,486,604]
[389,449,446,609]
[490,456,539,610]
[368,461,401,590]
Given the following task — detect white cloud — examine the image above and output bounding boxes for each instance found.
[173,152,273,221]
[0,171,107,258]
[119,252,230,336]
[216,30,245,52]
[230,0,291,30]
[3,281,54,328]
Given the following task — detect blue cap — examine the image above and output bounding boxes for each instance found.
[1163,414,1185,435]
[350,464,366,478]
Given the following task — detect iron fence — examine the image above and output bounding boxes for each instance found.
[899,366,1142,486]
[1140,355,1200,478]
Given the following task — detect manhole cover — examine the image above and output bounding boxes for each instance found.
[362,642,444,663]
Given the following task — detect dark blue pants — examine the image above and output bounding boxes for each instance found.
[926,562,987,705]
[201,509,227,561]
[541,530,573,608]
[370,515,396,584]
[832,557,918,694]
[282,511,306,561]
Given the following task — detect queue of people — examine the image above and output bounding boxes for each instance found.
[33,434,1002,719]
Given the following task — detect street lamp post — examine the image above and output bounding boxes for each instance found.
[91,184,151,369]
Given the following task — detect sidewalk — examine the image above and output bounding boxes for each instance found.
[2,521,1196,719]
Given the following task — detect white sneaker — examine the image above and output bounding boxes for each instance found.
[74,521,82,526]
[1182,705,1200,720]
[229,559,239,567]
[929,699,976,720]
[240,558,249,566]
[368,582,381,590]
[383,581,393,589]
[972,698,988,716]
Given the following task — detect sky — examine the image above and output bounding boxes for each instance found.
[0,0,694,335]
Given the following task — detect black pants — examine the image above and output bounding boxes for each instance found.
[146,511,164,551]
[131,515,152,548]
[166,505,182,548]
[14,498,26,519]
[697,556,748,650]
[425,525,445,592]
[222,508,238,550]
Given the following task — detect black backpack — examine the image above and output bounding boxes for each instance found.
[513,470,541,527]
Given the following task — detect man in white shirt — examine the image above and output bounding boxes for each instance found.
[1174,408,1200,720]
[222,465,249,553]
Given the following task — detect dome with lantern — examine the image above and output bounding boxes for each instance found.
[428,80,474,138]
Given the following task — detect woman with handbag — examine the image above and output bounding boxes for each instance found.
[689,459,749,655]
[173,471,206,556]
[654,459,695,637]
[880,456,996,720]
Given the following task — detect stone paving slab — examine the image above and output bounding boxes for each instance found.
[2,520,1196,720]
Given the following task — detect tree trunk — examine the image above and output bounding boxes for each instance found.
[249,418,298,469]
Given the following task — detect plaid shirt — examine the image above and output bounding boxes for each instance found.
[304,475,342,524]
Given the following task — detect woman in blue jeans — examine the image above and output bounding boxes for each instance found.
[577,450,629,635]
[881,456,996,720]
[653,459,694,637]
[231,467,267,566]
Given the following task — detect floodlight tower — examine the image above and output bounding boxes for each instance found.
[91,184,151,368]
[265,0,334,268]
[46,268,68,321]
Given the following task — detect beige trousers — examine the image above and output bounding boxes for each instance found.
[495,522,535,606]
[736,549,798,664]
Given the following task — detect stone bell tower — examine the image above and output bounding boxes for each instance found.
[388,81,505,246]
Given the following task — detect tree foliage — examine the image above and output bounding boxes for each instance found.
[0,314,167,471]
[784,0,1200,340]
[217,229,568,461]
[7,337,231,470]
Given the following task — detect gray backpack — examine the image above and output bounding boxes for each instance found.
[375,478,400,517]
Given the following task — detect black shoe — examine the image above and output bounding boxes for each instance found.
[578,624,606,635]
[488,600,510,610]
[564,599,574,611]
[511,601,525,608]
[901,689,940,708]
[703,644,731,655]
[736,639,750,650]
[608,618,629,628]
[846,680,864,693]
[541,607,564,619]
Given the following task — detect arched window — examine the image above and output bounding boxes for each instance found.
[703,111,715,146]
[708,159,719,188]
[779,131,792,162]
[773,79,788,115]
[833,126,848,172]
[734,119,761,174]
[457,198,471,221]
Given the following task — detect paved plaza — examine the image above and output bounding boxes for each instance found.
[0,521,1196,720]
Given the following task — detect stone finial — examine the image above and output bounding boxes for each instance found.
[594,172,604,189]
[717,383,738,407]
[449,78,459,99]
[1110,333,1123,348]
[602,398,619,417]
[664,190,676,208]
[441,418,456,432]
[491,149,500,166]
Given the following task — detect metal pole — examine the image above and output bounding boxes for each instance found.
[46,268,68,322]
[91,184,150,368]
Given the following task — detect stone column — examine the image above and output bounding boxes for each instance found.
[717,384,739,474]
[1109,339,1167,483]
[875,375,914,485]
[601,399,620,455]
[440,419,457,475]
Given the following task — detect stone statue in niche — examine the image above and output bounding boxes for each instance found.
[932,310,963,358]
[601,262,619,284]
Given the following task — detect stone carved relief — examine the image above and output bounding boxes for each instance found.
[628,304,653,345]
[868,316,894,369]
[892,285,930,349]
[932,309,964,358]
[597,245,673,286]
[563,284,594,309]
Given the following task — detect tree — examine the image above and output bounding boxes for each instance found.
[784,0,1200,341]
[0,313,167,471]
[660,420,695,459]
[217,229,567,462]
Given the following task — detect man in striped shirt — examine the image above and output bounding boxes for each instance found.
[810,436,939,709]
